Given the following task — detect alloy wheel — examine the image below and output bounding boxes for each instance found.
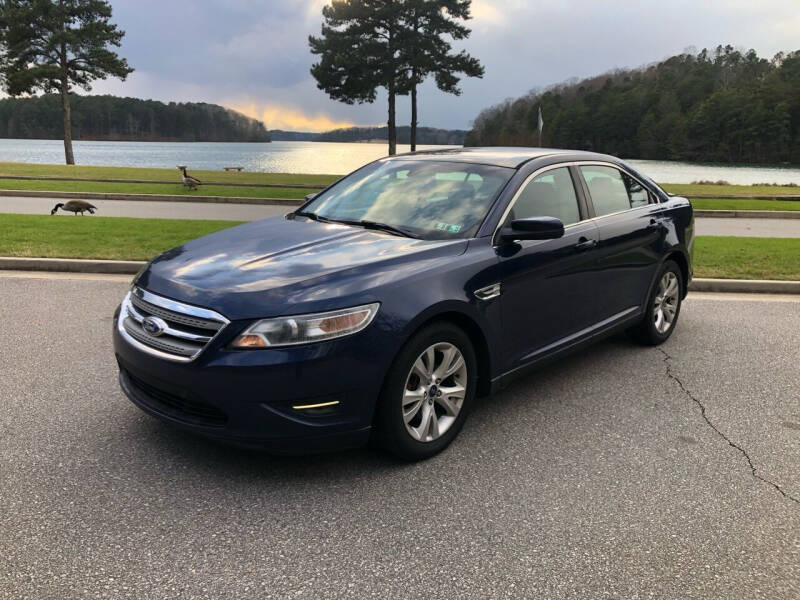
[653,271,679,334]
[402,342,468,442]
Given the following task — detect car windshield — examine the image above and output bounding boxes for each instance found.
[300,160,513,239]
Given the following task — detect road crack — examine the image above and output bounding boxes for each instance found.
[659,348,799,506]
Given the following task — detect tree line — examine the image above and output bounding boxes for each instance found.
[317,125,466,144]
[0,94,271,142]
[466,46,800,164]
[270,125,466,145]
[309,0,482,155]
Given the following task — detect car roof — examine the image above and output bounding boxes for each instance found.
[387,147,618,169]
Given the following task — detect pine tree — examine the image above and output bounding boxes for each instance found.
[309,0,409,156]
[0,0,133,164]
[402,0,482,151]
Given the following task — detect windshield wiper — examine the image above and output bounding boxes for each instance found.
[295,212,418,239]
[332,218,419,239]
[294,210,326,222]
[359,220,419,239]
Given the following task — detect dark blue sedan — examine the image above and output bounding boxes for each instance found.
[113,148,693,460]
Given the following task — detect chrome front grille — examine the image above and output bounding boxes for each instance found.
[118,287,229,362]
[130,294,223,332]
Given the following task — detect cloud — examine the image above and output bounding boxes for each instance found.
[470,1,503,25]
[90,0,800,131]
[229,101,359,132]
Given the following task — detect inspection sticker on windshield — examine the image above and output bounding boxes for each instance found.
[435,222,461,233]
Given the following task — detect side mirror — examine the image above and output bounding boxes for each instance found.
[499,216,564,243]
[305,193,318,202]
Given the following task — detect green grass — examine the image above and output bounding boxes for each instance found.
[693,236,800,280]
[0,213,241,261]
[1,214,797,281]
[0,177,313,199]
[0,161,337,200]
[663,183,800,197]
[690,198,800,211]
[0,161,339,186]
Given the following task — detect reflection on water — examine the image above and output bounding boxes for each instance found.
[625,159,800,186]
[1,138,800,184]
[0,139,453,175]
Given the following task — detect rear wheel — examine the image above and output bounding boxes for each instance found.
[375,322,477,460]
[629,260,683,345]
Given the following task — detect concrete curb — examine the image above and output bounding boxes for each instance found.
[0,256,145,274]
[1,256,798,293]
[689,193,800,201]
[0,174,326,190]
[694,209,800,219]
[0,189,304,206]
[688,278,800,294]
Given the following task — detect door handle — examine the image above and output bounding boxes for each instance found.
[574,237,597,251]
[647,218,665,231]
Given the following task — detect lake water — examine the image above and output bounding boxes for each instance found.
[1,138,800,184]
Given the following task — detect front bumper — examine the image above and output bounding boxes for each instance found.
[113,305,393,453]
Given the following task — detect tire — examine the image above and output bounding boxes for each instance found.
[374,322,478,461]
[629,259,683,346]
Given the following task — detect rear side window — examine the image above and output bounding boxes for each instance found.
[580,166,630,216]
[510,167,581,226]
[580,165,652,216]
[624,173,651,208]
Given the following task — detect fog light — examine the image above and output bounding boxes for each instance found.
[292,400,340,410]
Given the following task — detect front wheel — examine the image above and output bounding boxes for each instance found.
[629,260,683,345]
[374,322,477,461]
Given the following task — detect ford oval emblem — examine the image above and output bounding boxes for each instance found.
[142,316,168,337]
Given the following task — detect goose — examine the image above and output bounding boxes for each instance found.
[180,167,202,190]
[50,200,97,215]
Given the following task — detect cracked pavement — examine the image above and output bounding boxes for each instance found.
[0,275,798,599]
[660,347,800,506]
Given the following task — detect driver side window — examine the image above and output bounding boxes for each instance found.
[510,167,581,226]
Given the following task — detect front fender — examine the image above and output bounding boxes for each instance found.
[374,241,502,386]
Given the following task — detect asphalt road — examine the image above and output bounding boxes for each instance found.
[2,195,800,236]
[1,273,798,599]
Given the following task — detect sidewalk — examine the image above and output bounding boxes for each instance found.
[694,217,800,238]
[0,195,291,221]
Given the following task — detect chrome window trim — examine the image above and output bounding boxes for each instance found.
[492,160,660,245]
[118,288,230,363]
[565,203,655,225]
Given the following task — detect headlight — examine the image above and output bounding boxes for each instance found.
[230,303,380,348]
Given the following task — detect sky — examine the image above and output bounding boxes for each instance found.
[89,0,800,132]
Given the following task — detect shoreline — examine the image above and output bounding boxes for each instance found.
[2,145,800,184]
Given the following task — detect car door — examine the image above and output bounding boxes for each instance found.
[495,165,600,373]
[577,164,664,321]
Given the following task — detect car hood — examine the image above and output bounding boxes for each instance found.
[135,216,468,320]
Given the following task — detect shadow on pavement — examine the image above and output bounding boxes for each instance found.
[111,333,639,485]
